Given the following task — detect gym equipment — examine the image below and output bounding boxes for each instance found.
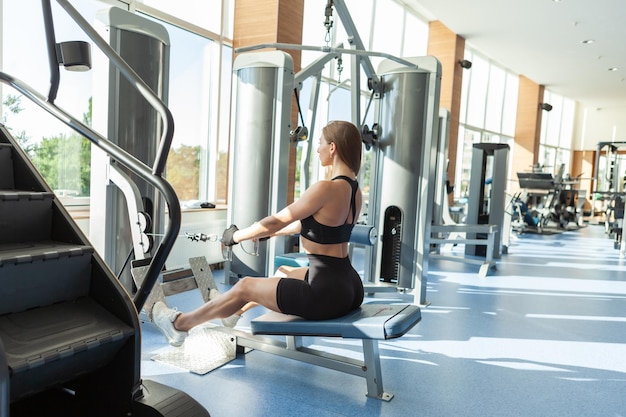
[225,51,293,282]
[143,256,421,402]
[367,56,441,304]
[516,164,583,232]
[465,143,509,259]
[432,108,451,228]
[588,141,626,255]
[90,7,170,292]
[234,1,441,306]
[250,303,421,401]
[430,223,498,277]
[0,1,208,415]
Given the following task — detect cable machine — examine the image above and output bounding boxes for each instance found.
[233,1,442,305]
[367,57,441,305]
[224,51,293,282]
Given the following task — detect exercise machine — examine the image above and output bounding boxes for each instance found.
[465,143,509,259]
[233,1,442,305]
[0,2,208,415]
[223,51,293,282]
[367,57,441,305]
[90,7,169,293]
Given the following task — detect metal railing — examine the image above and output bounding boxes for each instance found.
[0,0,180,311]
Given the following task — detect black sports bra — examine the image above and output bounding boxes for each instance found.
[300,176,358,244]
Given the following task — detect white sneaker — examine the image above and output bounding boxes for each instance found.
[209,288,221,300]
[209,288,240,328]
[152,301,187,347]
[221,314,241,328]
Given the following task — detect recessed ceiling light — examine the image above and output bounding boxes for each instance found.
[609,67,619,71]
[581,39,594,44]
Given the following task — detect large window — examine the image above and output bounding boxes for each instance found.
[300,0,429,199]
[455,48,518,198]
[138,0,233,39]
[1,1,234,210]
[539,90,575,178]
[136,1,234,204]
[1,0,113,209]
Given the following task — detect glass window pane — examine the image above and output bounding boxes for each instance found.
[139,0,223,35]
[539,145,556,174]
[556,149,570,177]
[402,12,428,57]
[145,19,214,202]
[560,98,575,150]
[2,0,113,207]
[459,49,472,123]
[485,65,505,132]
[544,94,562,147]
[215,45,233,203]
[465,54,489,128]
[372,0,404,58]
[501,73,518,136]
[345,0,374,49]
[455,127,481,198]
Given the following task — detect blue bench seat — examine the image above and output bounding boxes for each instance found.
[251,303,421,340]
[242,303,422,401]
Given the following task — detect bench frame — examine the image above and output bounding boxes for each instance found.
[137,257,419,401]
[430,223,498,277]
[231,329,393,400]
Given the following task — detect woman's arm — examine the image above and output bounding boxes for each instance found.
[232,181,329,243]
[271,220,301,237]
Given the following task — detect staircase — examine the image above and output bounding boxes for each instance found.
[0,126,208,416]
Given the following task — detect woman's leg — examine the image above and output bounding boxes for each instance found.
[230,266,309,317]
[153,266,312,345]
[276,265,308,279]
[173,276,282,332]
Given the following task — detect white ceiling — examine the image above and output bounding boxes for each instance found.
[401,0,626,111]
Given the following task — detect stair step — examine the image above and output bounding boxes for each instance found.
[0,297,135,401]
[0,191,55,244]
[0,143,13,189]
[0,241,94,315]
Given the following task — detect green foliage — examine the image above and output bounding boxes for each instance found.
[2,94,92,195]
[2,94,33,154]
[167,144,201,200]
[30,132,90,194]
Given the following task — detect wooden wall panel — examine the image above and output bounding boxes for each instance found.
[233,0,304,204]
[427,21,465,190]
[512,76,543,191]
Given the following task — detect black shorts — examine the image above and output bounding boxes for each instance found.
[276,254,364,320]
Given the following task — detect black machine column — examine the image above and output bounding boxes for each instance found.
[465,143,509,259]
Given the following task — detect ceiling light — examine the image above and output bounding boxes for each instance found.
[581,39,594,44]
[609,67,619,71]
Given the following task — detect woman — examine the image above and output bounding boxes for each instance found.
[153,120,364,347]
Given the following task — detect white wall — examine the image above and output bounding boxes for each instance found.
[573,104,626,151]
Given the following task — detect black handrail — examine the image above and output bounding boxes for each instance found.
[0,0,180,312]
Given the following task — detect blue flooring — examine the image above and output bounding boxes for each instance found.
[140,224,626,416]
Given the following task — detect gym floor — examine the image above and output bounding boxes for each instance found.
[140,223,626,417]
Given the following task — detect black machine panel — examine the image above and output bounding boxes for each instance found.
[380,206,402,283]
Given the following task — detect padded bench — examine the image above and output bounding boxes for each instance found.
[245,303,421,401]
